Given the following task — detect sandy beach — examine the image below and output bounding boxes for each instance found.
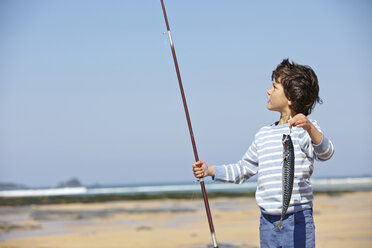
[0,191,371,248]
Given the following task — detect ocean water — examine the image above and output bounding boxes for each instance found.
[1,177,372,198]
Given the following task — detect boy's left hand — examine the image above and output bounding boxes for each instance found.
[288,113,312,132]
[289,113,323,145]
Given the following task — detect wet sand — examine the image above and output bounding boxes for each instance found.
[0,191,371,248]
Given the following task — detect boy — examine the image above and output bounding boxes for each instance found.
[192,59,334,248]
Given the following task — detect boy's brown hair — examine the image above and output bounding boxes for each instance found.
[272,59,322,116]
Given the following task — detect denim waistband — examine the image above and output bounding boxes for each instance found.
[261,208,313,221]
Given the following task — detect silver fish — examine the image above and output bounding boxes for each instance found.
[273,133,295,231]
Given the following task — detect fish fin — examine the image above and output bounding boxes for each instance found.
[272,219,283,231]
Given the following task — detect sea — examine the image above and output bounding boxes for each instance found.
[1,176,372,198]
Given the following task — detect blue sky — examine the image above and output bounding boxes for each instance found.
[1,0,371,187]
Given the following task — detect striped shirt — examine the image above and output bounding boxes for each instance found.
[213,120,334,215]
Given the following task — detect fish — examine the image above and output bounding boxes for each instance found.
[273,133,295,231]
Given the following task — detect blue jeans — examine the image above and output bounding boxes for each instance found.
[260,208,315,248]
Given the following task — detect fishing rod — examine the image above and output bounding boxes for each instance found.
[160,1,218,247]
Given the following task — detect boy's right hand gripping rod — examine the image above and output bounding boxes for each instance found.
[160,1,218,247]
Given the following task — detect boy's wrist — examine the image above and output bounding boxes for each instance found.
[304,121,313,132]
[207,166,215,177]
[307,122,322,145]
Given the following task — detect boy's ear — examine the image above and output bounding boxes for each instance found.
[288,100,293,106]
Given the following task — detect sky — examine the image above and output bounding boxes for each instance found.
[1,0,371,187]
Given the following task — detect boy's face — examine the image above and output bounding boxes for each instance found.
[267,80,291,113]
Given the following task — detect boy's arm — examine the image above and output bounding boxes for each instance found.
[289,114,322,144]
[192,141,259,184]
[289,114,334,161]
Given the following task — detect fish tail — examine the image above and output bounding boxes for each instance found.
[272,219,283,231]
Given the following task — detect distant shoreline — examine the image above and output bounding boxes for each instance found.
[1,189,371,206]
[1,176,372,206]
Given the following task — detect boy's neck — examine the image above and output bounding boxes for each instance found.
[277,112,294,126]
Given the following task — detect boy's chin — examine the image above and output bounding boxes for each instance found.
[266,104,283,113]
[266,105,275,111]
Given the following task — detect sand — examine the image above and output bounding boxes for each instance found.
[0,191,371,248]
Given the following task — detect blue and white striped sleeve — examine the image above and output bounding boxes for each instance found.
[213,140,259,184]
[300,120,335,161]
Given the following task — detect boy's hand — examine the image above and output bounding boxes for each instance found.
[192,161,214,178]
[289,113,322,145]
[288,113,312,132]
